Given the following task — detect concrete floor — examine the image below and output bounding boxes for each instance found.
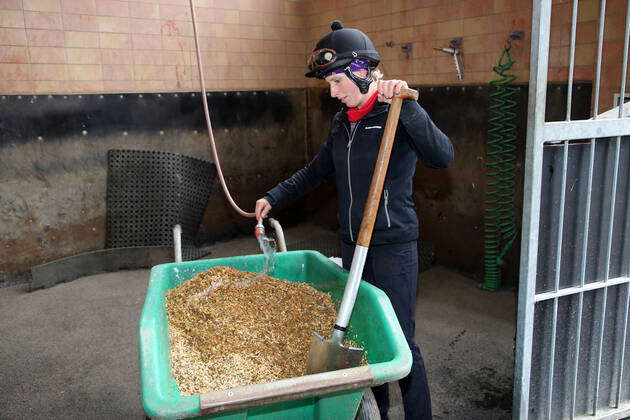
[0,224,516,419]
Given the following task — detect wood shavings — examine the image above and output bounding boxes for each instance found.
[166,266,337,395]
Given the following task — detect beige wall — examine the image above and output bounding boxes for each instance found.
[0,0,628,111]
[306,0,625,110]
[548,0,628,112]
[0,0,308,93]
[305,0,533,86]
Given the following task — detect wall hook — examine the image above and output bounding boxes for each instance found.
[505,31,525,51]
[401,43,412,59]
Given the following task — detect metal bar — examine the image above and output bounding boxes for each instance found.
[268,218,287,252]
[566,0,579,121]
[592,0,607,118]
[599,103,630,119]
[571,137,597,419]
[542,118,630,142]
[548,140,569,419]
[173,224,182,263]
[571,291,584,420]
[535,276,630,302]
[617,282,630,408]
[593,285,609,416]
[514,0,552,417]
[548,297,559,419]
[618,0,630,121]
[593,138,622,414]
[574,405,630,420]
[615,3,630,407]
[604,143,621,285]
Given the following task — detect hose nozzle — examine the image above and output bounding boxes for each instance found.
[254,221,265,237]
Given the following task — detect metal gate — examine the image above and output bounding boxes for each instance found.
[515,0,630,419]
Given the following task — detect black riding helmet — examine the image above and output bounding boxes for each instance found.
[305,20,380,94]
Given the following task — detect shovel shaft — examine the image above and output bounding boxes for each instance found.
[333,87,419,339]
[357,87,419,247]
[332,244,368,342]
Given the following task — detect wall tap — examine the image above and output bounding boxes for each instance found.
[434,44,463,80]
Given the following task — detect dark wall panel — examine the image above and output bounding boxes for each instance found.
[0,84,593,287]
[305,83,592,285]
[0,90,308,286]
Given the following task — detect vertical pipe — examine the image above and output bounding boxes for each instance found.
[591,0,608,415]
[567,2,585,416]
[268,218,287,252]
[566,0,579,121]
[514,0,552,417]
[593,137,620,415]
[615,0,630,407]
[618,0,630,122]
[592,5,628,397]
[593,111,623,415]
[618,263,630,409]
[592,0,607,118]
[548,141,569,419]
[588,1,607,413]
[173,224,182,263]
[571,139,596,419]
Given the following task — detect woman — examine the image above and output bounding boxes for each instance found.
[255,21,453,420]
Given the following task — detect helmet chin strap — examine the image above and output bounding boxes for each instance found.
[344,66,373,94]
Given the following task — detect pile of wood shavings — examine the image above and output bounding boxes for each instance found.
[166,266,337,395]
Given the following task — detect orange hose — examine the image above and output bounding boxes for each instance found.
[188,0,255,218]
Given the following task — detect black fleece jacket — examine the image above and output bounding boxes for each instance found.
[265,99,453,245]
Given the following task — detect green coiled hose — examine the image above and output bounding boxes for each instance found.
[481,46,519,291]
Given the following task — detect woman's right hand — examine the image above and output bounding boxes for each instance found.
[255,198,272,220]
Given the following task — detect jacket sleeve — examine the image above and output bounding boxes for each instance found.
[399,99,454,168]
[264,134,335,207]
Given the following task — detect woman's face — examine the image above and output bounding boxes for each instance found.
[325,71,368,108]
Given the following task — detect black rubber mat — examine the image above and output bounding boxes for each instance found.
[106,149,216,261]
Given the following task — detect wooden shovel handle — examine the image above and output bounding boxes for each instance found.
[356,87,419,247]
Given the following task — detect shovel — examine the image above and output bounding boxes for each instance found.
[307,87,420,374]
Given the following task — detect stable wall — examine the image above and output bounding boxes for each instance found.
[0,0,308,93]
[1,0,626,101]
[0,89,308,285]
[0,0,627,285]
[305,82,592,283]
[304,0,626,110]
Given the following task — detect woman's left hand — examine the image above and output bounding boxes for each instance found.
[377,79,409,103]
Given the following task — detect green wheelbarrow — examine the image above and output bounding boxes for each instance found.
[138,250,411,419]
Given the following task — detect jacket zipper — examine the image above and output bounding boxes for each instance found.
[344,121,361,242]
[384,188,391,228]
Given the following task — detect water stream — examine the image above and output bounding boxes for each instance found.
[190,231,277,300]
[256,233,277,276]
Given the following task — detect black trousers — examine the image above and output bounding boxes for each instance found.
[341,240,432,420]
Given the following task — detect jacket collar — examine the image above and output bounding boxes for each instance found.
[336,101,390,125]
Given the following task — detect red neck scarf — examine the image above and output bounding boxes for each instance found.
[346,91,378,122]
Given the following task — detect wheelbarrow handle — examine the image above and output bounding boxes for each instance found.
[333,87,419,341]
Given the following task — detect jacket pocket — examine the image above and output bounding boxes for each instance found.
[375,188,392,230]
[383,188,391,228]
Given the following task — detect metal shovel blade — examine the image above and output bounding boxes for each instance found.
[307,332,364,374]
